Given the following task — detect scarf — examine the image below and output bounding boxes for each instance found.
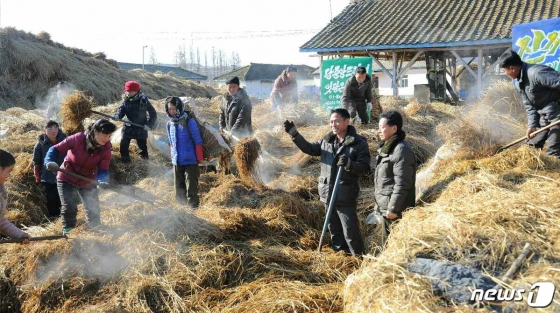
[379,130,406,154]
[169,111,188,125]
[87,131,102,154]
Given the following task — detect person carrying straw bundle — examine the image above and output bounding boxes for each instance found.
[165,97,204,209]
[284,108,370,256]
[44,119,117,235]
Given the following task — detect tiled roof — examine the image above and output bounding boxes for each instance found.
[300,0,560,52]
[214,63,316,81]
[118,62,207,81]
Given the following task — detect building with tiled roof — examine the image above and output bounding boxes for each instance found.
[301,0,560,101]
[118,62,207,81]
[214,63,316,99]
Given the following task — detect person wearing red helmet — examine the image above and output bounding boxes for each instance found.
[113,81,157,163]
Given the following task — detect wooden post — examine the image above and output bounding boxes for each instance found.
[392,51,398,97]
[477,48,483,98]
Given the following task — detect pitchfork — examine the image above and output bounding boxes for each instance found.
[310,166,343,268]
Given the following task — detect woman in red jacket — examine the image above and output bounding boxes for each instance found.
[44,119,117,235]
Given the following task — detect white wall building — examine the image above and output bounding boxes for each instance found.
[312,60,428,98]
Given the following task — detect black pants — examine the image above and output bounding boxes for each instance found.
[326,204,364,256]
[526,113,560,158]
[174,164,200,208]
[43,182,61,217]
[120,137,149,162]
[57,181,101,228]
[344,101,369,125]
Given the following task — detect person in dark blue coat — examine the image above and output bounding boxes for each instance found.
[165,97,204,208]
[113,81,157,163]
[32,120,67,218]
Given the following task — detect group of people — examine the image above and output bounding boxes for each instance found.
[2,50,558,255]
[284,108,416,256]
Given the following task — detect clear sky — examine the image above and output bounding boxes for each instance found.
[0,0,348,68]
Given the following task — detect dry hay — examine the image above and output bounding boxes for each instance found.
[60,92,94,135]
[345,145,560,312]
[5,153,49,225]
[233,137,263,188]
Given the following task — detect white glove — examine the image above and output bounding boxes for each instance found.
[45,162,59,172]
[143,125,150,131]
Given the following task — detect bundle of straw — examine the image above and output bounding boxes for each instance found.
[60,92,94,134]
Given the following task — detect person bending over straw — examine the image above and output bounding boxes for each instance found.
[498,50,560,158]
[165,97,204,208]
[284,108,370,256]
[0,150,31,244]
[366,110,416,245]
[44,119,117,235]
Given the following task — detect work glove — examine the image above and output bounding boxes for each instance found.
[97,181,110,189]
[366,102,372,112]
[284,120,298,137]
[337,155,352,170]
[45,162,59,172]
[112,114,120,120]
[33,165,41,184]
[143,125,150,132]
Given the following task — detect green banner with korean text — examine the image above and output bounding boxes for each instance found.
[320,57,372,110]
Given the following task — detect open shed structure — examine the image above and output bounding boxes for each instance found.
[300,0,560,102]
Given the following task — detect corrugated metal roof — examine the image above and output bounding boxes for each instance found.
[300,0,560,52]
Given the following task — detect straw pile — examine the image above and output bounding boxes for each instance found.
[345,146,560,312]
[344,82,560,312]
[0,27,217,111]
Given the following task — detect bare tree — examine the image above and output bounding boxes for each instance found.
[204,50,209,80]
[211,46,217,78]
[189,45,195,71]
[218,49,224,75]
[196,47,201,73]
[149,47,157,65]
[175,46,187,69]
[230,51,241,70]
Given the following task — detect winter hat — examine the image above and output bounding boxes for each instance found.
[226,76,240,86]
[124,81,141,92]
[286,66,298,73]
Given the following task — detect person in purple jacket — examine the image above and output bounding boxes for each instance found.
[165,97,204,208]
[44,119,117,235]
[0,150,30,243]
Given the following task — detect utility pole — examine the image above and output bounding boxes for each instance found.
[142,45,148,70]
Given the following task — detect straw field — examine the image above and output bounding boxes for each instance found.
[1,74,556,313]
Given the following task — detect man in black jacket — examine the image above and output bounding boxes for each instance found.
[113,81,157,163]
[284,108,370,256]
[341,66,378,125]
[367,110,416,245]
[499,50,560,157]
[219,76,253,139]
